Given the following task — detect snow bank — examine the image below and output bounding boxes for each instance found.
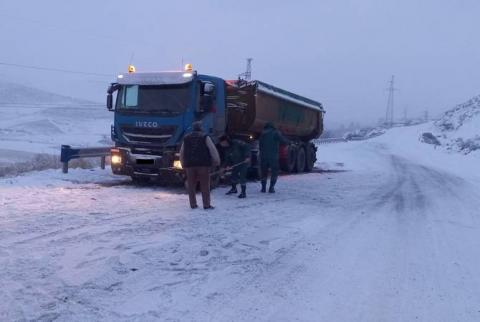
[433,94,480,154]
[370,122,480,182]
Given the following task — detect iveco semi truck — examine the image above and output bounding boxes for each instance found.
[106,64,325,183]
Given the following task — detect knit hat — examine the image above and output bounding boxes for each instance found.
[192,121,203,131]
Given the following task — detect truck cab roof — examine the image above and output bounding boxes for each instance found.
[116,71,196,85]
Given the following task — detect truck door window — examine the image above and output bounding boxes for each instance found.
[125,85,139,107]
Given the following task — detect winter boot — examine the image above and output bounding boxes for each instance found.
[226,184,237,195]
[269,179,277,193]
[238,185,247,198]
[261,180,267,193]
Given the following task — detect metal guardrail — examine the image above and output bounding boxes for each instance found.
[60,145,112,173]
[316,138,347,144]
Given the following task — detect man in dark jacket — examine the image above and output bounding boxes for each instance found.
[180,121,220,209]
[259,122,289,193]
[219,135,250,198]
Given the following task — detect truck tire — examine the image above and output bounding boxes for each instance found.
[305,143,316,172]
[280,144,297,173]
[295,146,306,173]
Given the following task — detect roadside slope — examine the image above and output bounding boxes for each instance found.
[0,81,111,176]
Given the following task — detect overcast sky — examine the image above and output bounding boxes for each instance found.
[0,0,479,126]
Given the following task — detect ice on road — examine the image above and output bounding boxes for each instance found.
[1,129,480,321]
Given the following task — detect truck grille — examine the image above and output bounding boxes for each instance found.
[121,125,176,145]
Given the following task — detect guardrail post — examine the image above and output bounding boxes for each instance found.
[100,156,106,170]
[62,162,69,174]
[60,145,71,173]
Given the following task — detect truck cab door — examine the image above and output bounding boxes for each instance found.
[193,79,225,137]
[197,81,216,114]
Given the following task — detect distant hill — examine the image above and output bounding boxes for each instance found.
[0,80,112,176]
[0,80,96,106]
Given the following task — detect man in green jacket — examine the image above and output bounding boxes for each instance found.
[259,122,289,193]
[219,135,250,198]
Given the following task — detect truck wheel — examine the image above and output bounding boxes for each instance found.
[305,143,316,172]
[280,144,297,173]
[295,146,306,173]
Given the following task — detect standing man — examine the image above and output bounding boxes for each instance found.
[259,122,289,193]
[180,121,220,209]
[218,135,250,198]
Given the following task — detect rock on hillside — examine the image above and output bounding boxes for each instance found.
[434,94,480,154]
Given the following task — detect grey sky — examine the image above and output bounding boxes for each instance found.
[0,0,479,126]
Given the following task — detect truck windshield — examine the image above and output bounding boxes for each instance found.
[116,84,191,114]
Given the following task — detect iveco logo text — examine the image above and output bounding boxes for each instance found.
[135,121,158,127]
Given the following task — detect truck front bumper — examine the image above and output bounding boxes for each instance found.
[110,147,185,183]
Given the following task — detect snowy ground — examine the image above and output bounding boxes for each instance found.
[0,81,111,176]
[1,123,480,321]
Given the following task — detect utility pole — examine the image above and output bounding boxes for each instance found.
[238,58,253,80]
[385,75,396,128]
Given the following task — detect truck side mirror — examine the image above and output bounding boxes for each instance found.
[204,83,215,95]
[106,83,120,111]
[107,93,113,111]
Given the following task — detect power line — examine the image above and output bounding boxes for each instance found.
[0,61,113,77]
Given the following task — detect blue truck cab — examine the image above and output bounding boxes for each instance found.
[106,67,226,183]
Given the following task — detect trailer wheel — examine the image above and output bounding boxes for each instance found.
[305,143,316,172]
[280,144,297,173]
[295,146,306,173]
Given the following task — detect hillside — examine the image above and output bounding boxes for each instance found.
[0,80,95,105]
[433,94,480,154]
[0,81,111,176]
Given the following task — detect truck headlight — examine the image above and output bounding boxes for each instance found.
[111,155,122,165]
[173,160,182,169]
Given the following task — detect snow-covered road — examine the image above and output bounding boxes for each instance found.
[2,130,480,321]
